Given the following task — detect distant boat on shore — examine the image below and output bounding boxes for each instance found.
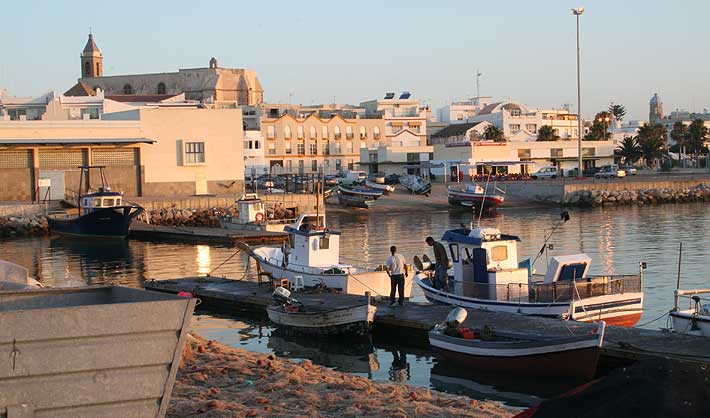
[400,175,431,195]
[447,183,505,211]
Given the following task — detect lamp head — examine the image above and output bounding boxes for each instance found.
[571,7,585,15]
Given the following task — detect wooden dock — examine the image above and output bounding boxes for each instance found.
[144,277,710,365]
[129,222,287,245]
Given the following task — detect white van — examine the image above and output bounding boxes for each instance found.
[339,171,368,186]
[531,166,559,179]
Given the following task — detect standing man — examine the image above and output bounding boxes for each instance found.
[386,245,408,306]
[426,236,449,290]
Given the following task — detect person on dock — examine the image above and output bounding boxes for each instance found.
[426,236,449,290]
[386,245,408,306]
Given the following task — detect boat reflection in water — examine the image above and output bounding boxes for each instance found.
[268,331,380,376]
[47,237,133,285]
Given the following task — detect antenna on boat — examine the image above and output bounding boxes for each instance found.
[531,211,570,268]
[676,242,683,291]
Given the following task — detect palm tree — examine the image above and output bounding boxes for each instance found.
[637,122,668,149]
[536,125,559,141]
[483,125,506,142]
[639,136,664,168]
[584,111,612,141]
[686,119,709,165]
[617,136,641,165]
[670,121,688,165]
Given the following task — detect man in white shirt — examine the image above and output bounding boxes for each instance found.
[386,245,408,306]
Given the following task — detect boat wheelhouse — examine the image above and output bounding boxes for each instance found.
[670,289,710,337]
[415,226,644,327]
[245,214,412,297]
[220,193,293,232]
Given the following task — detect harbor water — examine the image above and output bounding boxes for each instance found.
[2,203,709,407]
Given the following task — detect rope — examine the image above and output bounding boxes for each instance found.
[633,310,671,329]
[207,249,241,277]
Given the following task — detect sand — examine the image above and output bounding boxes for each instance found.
[167,334,515,418]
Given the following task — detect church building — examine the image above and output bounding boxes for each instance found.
[65,33,264,106]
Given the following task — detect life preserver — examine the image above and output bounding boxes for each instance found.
[255,212,266,222]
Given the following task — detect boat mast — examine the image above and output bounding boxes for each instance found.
[77,166,84,212]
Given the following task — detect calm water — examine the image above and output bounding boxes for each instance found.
[2,203,709,406]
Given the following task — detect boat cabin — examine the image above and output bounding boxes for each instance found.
[80,187,123,215]
[235,193,265,224]
[284,214,341,268]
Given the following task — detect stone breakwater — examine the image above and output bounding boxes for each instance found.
[563,184,710,207]
[139,207,237,228]
[0,215,49,237]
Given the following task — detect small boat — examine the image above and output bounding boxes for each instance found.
[220,193,294,232]
[365,180,396,195]
[47,166,143,238]
[428,308,606,379]
[337,185,383,208]
[399,174,431,195]
[266,287,376,337]
[241,213,412,297]
[0,259,42,290]
[670,289,710,337]
[447,183,505,210]
[415,221,645,327]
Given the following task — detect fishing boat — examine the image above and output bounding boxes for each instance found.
[365,180,396,195]
[399,174,431,195]
[429,308,605,379]
[670,289,710,337]
[447,183,505,210]
[414,216,645,327]
[47,166,143,238]
[336,185,383,208]
[240,213,413,297]
[220,193,295,232]
[266,287,376,337]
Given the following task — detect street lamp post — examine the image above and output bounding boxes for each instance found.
[572,7,584,177]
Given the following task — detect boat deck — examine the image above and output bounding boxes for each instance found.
[144,277,710,365]
[129,222,287,245]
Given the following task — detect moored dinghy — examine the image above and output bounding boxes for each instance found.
[364,180,396,195]
[428,308,606,379]
[267,287,377,337]
[670,289,710,337]
[337,185,383,208]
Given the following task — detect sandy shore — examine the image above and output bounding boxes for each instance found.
[167,334,515,418]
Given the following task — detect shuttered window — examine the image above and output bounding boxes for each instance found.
[92,149,138,166]
[38,150,85,169]
[0,150,32,169]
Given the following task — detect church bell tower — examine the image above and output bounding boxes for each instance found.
[80,32,103,78]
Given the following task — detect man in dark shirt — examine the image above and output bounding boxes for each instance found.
[426,236,449,289]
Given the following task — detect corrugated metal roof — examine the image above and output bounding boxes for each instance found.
[0,138,155,145]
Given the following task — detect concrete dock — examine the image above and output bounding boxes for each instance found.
[144,276,710,365]
[130,222,287,245]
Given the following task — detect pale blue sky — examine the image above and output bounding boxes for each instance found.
[2,0,708,120]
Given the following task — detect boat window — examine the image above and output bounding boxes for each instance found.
[93,198,101,207]
[288,234,295,248]
[490,245,508,262]
[558,263,587,281]
[115,198,122,205]
[448,243,460,263]
[464,247,473,260]
[103,198,115,207]
[319,236,330,249]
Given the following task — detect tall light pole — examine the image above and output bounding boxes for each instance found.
[572,7,584,177]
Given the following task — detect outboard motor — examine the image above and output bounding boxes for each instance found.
[272,286,299,306]
[446,307,468,328]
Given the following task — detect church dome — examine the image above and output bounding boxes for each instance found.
[650,93,662,106]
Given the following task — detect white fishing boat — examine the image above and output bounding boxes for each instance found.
[399,174,431,195]
[266,287,376,337]
[447,183,505,210]
[242,214,412,297]
[220,193,294,232]
[414,221,645,327]
[365,180,396,195]
[670,289,710,337]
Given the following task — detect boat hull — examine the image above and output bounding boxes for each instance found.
[337,193,375,208]
[429,334,601,380]
[267,303,376,337]
[365,181,395,195]
[447,190,505,209]
[47,206,143,238]
[670,311,710,337]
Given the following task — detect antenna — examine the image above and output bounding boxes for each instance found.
[475,69,483,99]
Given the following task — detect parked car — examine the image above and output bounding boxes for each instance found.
[594,165,627,179]
[324,175,339,186]
[531,166,559,179]
[384,173,401,185]
[583,167,602,177]
[339,170,368,186]
[368,173,386,184]
[620,165,638,175]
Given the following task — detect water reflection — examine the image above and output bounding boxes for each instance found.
[195,245,211,276]
[388,348,410,382]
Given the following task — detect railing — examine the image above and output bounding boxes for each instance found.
[244,173,326,194]
[673,288,710,311]
[258,253,359,276]
[531,274,642,303]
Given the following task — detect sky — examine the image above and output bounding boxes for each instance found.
[2,0,709,121]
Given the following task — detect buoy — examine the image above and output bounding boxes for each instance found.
[255,212,266,222]
[177,291,193,298]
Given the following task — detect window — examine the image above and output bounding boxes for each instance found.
[491,246,508,262]
[310,143,318,155]
[551,148,563,158]
[298,159,304,172]
[510,109,521,116]
[310,126,317,140]
[84,62,90,77]
[297,143,305,155]
[81,108,99,119]
[347,160,354,170]
[157,82,166,95]
[311,160,318,172]
[346,142,353,154]
[284,126,292,139]
[93,198,101,207]
[244,140,251,150]
[448,244,460,263]
[103,198,115,207]
[123,84,134,95]
[285,142,292,154]
[406,153,420,162]
[373,126,380,139]
[360,126,367,139]
[322,126,329,139]
[95,62,100,76]
[510,124,521,134]
[319,236,330,249]
[254,140,261,150]
[268,143,276,155]
[526,124,537,133]
[335,159,342,171]
[392,124,403,134]
[184,142,205,164]
[334,143,341,154]
[322,143,330,155]
[297,125,304,139]
[346,126,354,139]
[518,149,531,158]
[582,147,596,157]
[286,160,293,172]
[267,126,275,139]
[409,123,421,133]
[334,126,342,139]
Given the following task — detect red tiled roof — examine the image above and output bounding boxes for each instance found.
[63,81,96,97]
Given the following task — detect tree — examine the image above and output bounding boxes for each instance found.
[639,136,665,168]
[608,104,627,122]
[670,121,688,165]
[483,125,506,142]
[536,125,559,141]
[636,122,668,149]
[584,111,612,141]
[617,136,641,165]
[686,119,709,165]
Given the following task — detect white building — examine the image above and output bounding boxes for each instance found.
[437,97,492,124]
[243,130,268,176]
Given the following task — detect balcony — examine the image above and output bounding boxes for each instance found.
[346,133,354,139]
